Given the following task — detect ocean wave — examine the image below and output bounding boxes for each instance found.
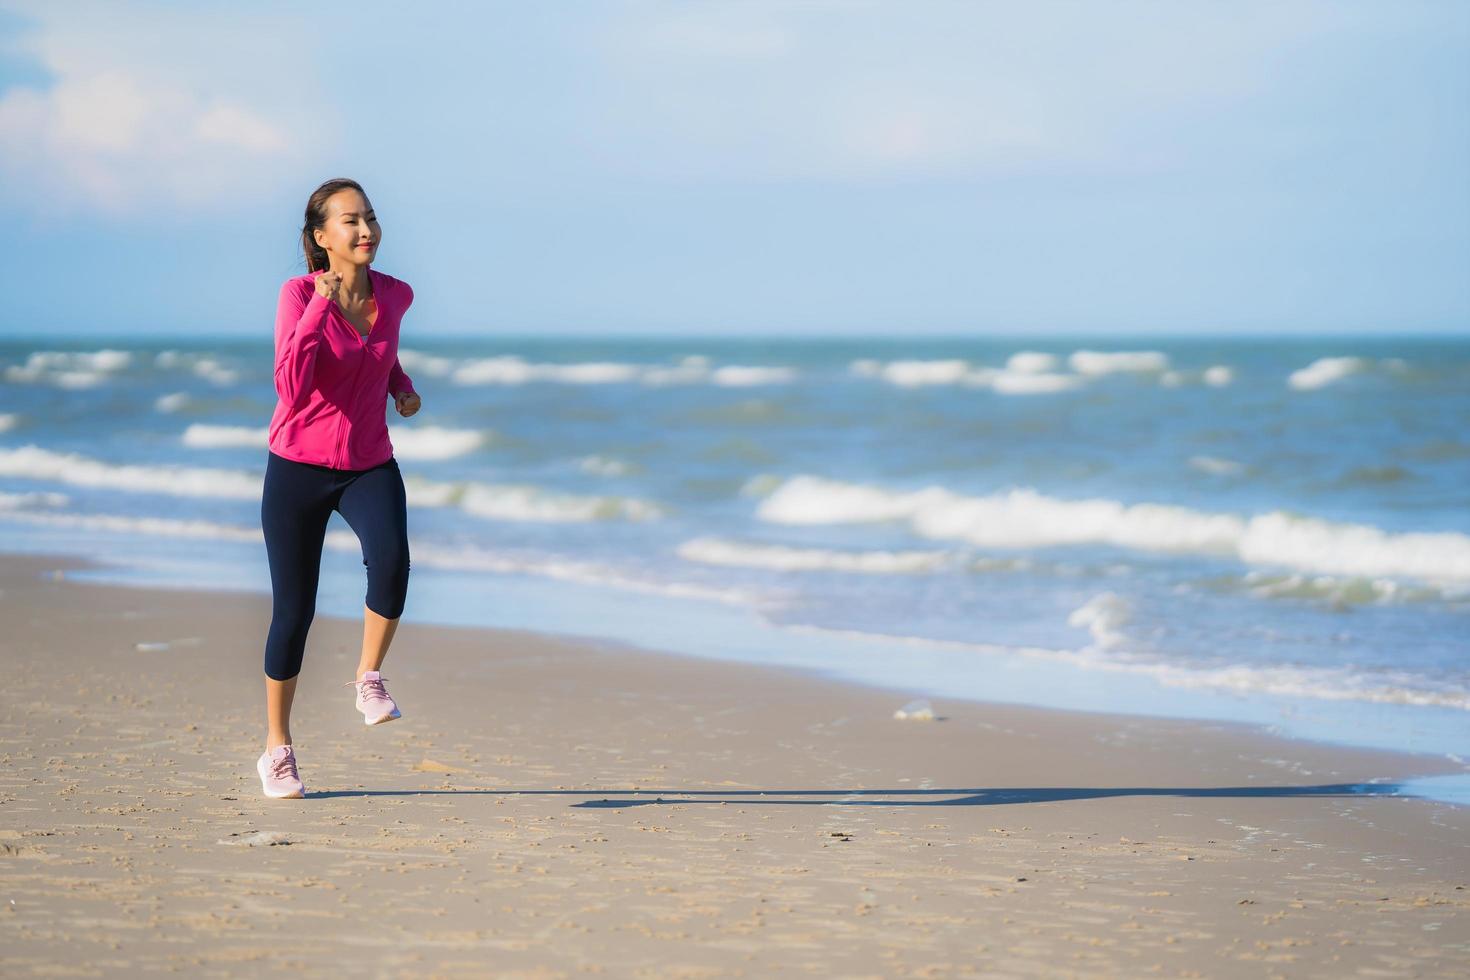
[324,533,761,607]
[8,349,133,375]
[0,508,263,542]
[0,489,68,510]
[0,444,661,523]
[769,619,1470,711]
[1005,351,1058,374]
[1161,365,1234,388]
[0,348,154,390]
[178,423,489,460]
[4,364,114,389]
[192,358,239,386]
[394,349,457,377]
[458,483,662,523]
[677,536,953,573]
[1067,592,1131,649]
[1288,356,1369,390]
[440,352,796,388]
[579,455,636,477]
[751,474,1470,582]
[710,365,799,386]
[1068,350,1169,375]
[848,358,971,387]
[387,426,489,461]
[987,370,1083,394]
[0,506,759,606]
[182,424,267,448]
[154,392,190,413]
[1195,570,1456,607]
[847,358,1085,395]
[0,445,262,499]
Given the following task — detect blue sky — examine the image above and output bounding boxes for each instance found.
[0,0,1465,338]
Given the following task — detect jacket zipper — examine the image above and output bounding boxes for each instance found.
[336,337,368,469]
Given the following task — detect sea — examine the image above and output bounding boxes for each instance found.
[1,334,1467,800]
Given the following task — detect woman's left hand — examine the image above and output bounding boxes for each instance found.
[395,392,421,417]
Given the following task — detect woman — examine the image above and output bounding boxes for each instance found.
[257,177,422,799]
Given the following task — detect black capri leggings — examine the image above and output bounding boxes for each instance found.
[260,450,410,681]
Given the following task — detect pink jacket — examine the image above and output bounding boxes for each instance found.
[267,267,416,471]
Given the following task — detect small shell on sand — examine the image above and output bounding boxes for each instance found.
[218,831,292,847]
[893,699,935,721]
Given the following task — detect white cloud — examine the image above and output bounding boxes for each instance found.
[578,0,1356,182]
[0,1,326,217]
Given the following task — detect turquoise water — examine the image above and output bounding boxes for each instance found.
[1,334,1467,789]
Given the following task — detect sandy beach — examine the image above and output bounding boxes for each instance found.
[1,550,1466,977]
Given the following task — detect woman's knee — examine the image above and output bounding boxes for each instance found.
[364,540,409,617]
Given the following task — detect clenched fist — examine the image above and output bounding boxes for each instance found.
[314,270,343,302]
[395,391,421,417]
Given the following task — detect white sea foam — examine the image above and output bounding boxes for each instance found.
[1236,511,1470,581]
[387,426,487,461]
[1005,351,1058,374]
[1157,365,1234,388]
[0,445,262,499]
[850,358,1084,395]
[752,474,1470,582]
[711,365,798,386]
[178,422,487,460]
[445,353,792,388]
[770,619,1470,711]
[0,505,759,607]
[0,490,68,509]
[1067,592,1132,649]
[9,349,132,376]
[1231,570,1451,606]
[642,355,714,386]
[192,358,239,386]
[60,371,111,389]
[154,392,190,413]
[0,443,666,525]
[579,455,634,477]
[395,349,457,377]
[458,483,662,523]
[4,358,115,388]
[454,356,642,386]
[182,424,267,448]
[1288,356,1368,390]
[322,532,759,606]
[1068,350,1169,375]
[677,536,952,574]
[0,508,264,542]
[854,359,971,387]
[987,370,1083,394]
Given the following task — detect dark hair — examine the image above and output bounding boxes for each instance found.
[300,178,367,273]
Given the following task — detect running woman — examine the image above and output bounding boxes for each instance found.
[257,178,421,799]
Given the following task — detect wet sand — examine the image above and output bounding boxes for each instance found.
[2,551,1467,977]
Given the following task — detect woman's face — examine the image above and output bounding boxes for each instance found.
[314,189,380,270]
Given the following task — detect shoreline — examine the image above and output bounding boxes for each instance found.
[6,531,1468,787]
[3,548,1469,974]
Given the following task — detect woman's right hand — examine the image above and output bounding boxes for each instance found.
[314,270,342,302]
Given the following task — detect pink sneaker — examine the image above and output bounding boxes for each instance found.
[346,670,401,725]
[256,744,305,799]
